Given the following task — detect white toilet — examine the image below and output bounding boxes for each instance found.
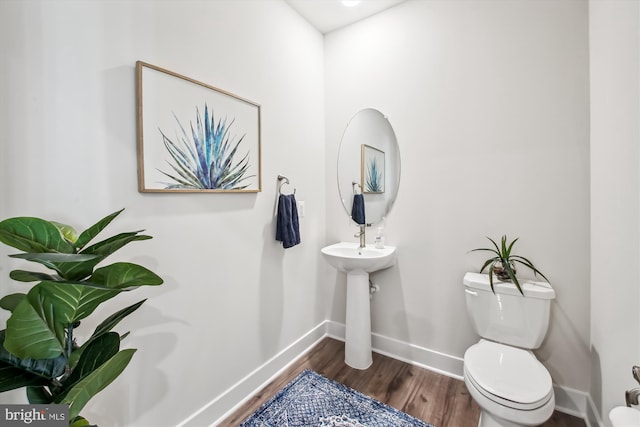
[463,272,556,427]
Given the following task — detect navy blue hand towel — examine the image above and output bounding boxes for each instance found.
[351,194,366,225]
[276,194,301,248]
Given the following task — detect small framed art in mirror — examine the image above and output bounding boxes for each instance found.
[361,144,385,194]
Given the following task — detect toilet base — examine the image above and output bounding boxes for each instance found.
[478,411,526,427]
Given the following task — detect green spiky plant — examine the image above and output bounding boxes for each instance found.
[0,209,163,427]
[158,103,255,190]
[365,157,383,193]
[470,235,549,295]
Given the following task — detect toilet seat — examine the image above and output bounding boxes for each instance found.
[464,340,553,410]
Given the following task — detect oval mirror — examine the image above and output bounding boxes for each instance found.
[337,109,401,226]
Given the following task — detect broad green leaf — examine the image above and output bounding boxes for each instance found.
[0,361,49,392]
[9,272,136,292]
[91,263,164,289]
[60,333,120,397]
[0,330,66,378]
[27,385,54,403]
[0,352,67,379]
[35,281,119,325]
[0,293,26,312]
[69,300,145,367]
[0,217,75,253]
[62,348,136,420]
[51,221,79,245]
[92,300,146,338]
[5,290,65,359]
[10,253,98,263]
[4,282,118,359]
[10,270,58,282]
[10,253,101,281]
[70,416,94,427]
[49,260,100,282]
[9,252,100,265]
[74,209,124,251]
[80,232,151,258]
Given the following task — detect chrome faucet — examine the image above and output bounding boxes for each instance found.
[626,388,640,407]
[626,365,640,407]
[354,225,366,248]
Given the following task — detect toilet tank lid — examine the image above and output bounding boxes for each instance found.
[464,272,555,299]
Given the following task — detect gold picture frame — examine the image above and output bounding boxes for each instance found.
[136,61,262,193]
[361,144,385,194]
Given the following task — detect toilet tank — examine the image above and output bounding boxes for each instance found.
[463,272,555,349]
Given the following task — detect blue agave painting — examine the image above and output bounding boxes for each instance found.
[365,157,383,193]
[157,104,254,190]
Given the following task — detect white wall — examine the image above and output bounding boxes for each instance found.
[0,1,326,426]
[325,0,591,393]
[589,1,640,425]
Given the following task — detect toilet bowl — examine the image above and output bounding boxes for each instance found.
[464,340,555,427]
[462,273,556,427]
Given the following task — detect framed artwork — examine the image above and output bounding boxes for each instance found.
[361,144,385,194]
[136,61,261,193]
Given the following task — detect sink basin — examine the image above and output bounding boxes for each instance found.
[610,406,640,427]
[321,241,397,369]
[321,242,396,273]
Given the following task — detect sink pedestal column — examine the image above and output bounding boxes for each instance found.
[345,271,372,369]
[321,242,397,370]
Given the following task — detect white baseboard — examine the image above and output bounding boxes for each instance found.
[180,320,600,427]
[176,322,327,427]
[326,320,464,379]
[554,384,599,425]
[584,394,606,427]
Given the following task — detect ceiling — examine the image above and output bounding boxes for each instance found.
[284,0,406,34]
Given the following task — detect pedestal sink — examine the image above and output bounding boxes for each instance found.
[321,242,397,369]
[610,406,640,427]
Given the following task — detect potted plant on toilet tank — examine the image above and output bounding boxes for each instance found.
[0,209,163,427]
[470,235,549,294]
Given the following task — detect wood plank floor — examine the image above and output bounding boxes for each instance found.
[218,337,586,427]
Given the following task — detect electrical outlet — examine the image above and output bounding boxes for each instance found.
[297,201,305,218]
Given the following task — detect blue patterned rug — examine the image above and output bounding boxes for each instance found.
[240,369,434,427]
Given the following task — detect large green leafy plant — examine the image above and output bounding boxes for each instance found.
[0,209,163,426]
